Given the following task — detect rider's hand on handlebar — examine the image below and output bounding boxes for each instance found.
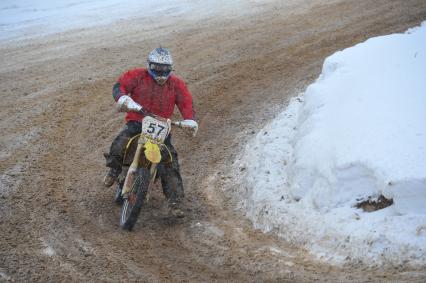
[116,95,143,113]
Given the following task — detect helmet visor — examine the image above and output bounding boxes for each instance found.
[149,63,172,77]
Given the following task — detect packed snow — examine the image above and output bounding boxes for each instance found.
[0,0,246,42]
[235,22,426,265]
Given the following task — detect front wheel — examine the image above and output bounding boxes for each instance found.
[120,168,150,231]
[114,183,124,205]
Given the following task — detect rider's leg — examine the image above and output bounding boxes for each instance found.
[104,121,141,187]
[158,135,185,217]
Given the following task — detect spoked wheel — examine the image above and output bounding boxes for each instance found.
[120,168,150,231]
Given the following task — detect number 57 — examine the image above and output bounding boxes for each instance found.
[147,123,165,136]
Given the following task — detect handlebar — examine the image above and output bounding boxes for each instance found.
[139,109,184,129]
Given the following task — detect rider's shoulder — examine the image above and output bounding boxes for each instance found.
[122,68,149,77]
[168,74,187,86]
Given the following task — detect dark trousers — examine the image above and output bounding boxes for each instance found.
[106,121,184,203]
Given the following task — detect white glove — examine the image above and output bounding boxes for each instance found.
[116,95,143,113]
[178,119,198,137]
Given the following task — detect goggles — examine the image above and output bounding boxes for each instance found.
[149,63,172,78]
[149,63,172,72]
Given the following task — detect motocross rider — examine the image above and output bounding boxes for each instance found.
[103,47,198,218]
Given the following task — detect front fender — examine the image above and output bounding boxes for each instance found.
[144,141,161,164]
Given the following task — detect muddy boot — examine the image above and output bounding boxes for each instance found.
[103,168,120,187]
[168,201,185,218]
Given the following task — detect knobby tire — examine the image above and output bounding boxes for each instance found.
[120,168,150,231]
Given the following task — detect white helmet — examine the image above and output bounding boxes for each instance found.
[147,47,173,85]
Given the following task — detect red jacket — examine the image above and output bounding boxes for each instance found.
[113,68,195,122]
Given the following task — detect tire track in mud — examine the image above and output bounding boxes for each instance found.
[1,0,426,282]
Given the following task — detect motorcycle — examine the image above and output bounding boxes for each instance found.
[113,105,188,231]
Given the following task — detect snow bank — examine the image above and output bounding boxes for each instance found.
[0,0,246,42]
[235,23,426,265]
[1,0,165,41]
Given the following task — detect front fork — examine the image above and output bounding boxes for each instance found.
[121,142,144,196]
[121,141,159,198]
[145,164,158,202]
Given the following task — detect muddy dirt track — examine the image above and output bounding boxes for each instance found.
[1,0,426,282]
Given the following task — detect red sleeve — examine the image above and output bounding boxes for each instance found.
[175,78,195,120]
[113,69,140,101]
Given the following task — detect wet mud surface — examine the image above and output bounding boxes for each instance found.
[1,0,426,281]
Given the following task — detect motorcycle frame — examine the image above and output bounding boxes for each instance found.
[121,117,172,197]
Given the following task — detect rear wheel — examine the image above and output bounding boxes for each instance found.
[120,168,150,231]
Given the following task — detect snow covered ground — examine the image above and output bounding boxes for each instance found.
[0,0,246,42]
[235,22,426,265]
